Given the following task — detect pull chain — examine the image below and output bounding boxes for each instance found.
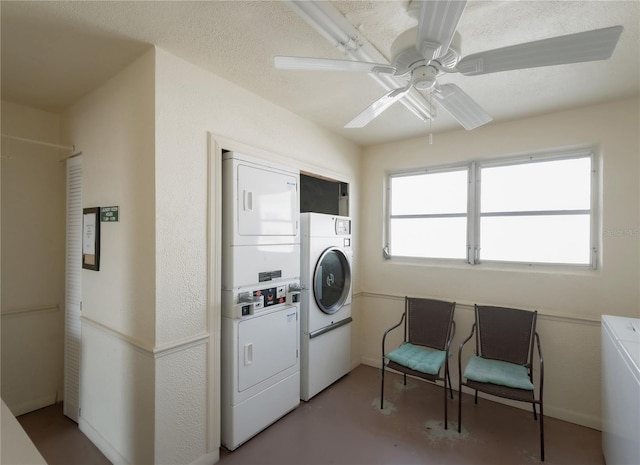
[429,116,433,145]
[427,91,434,145]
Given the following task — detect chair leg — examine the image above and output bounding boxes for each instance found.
[457,379,462,433]
[474,390,478,404]
[443,376,448,430]
[447,368,454,399]
[539,402,545,461]
[532,402,538,420]
[403,373,407,386]
[380,362,385,410]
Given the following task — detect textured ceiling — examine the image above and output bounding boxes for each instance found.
[1,1,639,146]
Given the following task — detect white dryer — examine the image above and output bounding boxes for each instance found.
[221,281,300,451]
[300,212,353,401]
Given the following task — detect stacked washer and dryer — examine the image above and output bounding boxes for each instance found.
[221,152,353,450]
[221,152,302,451]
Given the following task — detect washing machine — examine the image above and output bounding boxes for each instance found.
[300,212,353,401]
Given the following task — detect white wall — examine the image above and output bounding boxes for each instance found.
[153,47,362,465]
[61,49,157,465]
[359,97,640,429]
[1,101,66,415]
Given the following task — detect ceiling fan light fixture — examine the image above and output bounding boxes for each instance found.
[411,65,438,91]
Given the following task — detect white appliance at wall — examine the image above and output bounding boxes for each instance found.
[221,282,301,451]
[221,151,301,451]
[222,151,300,290]
[300,212,353,401]
[601,315,640,465]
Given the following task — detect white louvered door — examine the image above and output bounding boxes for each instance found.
[64,155,82,422]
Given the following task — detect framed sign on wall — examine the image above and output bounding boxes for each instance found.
[82,207,100,271]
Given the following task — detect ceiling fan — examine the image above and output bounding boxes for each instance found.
[275,0,623,130]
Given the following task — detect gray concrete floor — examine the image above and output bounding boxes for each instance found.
[220,364,604,465]
[17,364,604,465]
[17,402,111,465]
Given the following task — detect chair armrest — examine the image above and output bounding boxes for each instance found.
[382,312,405,357]
[535,331,543,397]
[445,320,456,354]
[458,323,476,378]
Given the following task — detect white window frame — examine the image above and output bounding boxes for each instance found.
[385,148,598,269]
[386,163,471,263]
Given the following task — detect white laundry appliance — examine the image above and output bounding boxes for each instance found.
[601,315,640,465]
[221,281,301,451]
[300,212,353,401]
[221,151,300,290]
[221,151,301,451]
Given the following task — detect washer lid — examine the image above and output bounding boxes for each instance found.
[313,247,351,315]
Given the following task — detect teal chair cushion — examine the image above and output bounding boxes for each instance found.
[464,355,534,390]
[385,343,447,375]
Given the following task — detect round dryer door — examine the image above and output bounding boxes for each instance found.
[313,246,351,314]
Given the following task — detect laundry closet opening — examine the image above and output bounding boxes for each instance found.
[300,172,349,216]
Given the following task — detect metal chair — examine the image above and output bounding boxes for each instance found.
[458,305,545,460]
[381,297,456,429]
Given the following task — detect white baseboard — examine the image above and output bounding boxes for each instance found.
[360,357,601,431]
[361,356,381,369]
[79,416,129,465]
[8,393,57,417]
[190,449,220,465]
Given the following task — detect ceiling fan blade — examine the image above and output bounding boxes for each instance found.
[415,0,467,61]
[345,86,412,128]
[274,56,396,74]
[432,84,492,130]
[457,25,623,76]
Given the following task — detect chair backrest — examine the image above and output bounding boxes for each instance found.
[405,297,455,351]
[475,305,537,366]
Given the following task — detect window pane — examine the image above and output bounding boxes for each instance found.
[481,157,591,213]
[391,217,467,259]
[391,170,467,215]
[480,215,591,264]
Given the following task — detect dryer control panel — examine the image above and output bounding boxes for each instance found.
[225,282,301,319]
[335,218,351,235]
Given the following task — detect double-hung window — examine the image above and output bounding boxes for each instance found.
[387,149,597,267]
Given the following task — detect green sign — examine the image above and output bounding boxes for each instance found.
[101,206,119,222]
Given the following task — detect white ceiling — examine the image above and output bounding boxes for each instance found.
[2,1,638,146]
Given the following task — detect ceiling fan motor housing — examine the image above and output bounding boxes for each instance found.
[391,26,462,75]
[411,65,439,90]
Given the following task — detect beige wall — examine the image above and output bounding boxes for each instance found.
[153,47,362,465]
[1,101,66,415]
[6,42,635,464]
[60,49,157,465]
[63,51,157,344]
[359,97,640,429]
[50,46,362,465]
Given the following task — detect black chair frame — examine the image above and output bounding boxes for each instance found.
[381,297,456,429]
[458,305,545,460]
